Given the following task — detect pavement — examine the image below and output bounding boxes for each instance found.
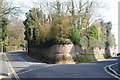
[0,53,10,79]
[0,51,120,80]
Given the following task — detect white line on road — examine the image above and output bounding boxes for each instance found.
[109,63,120,76]
[104,63,120,80]
[3,53,20,80]
[18,57,45,65]
[17,64,58,75]
[24,52,45,64]
[18,57,30,64]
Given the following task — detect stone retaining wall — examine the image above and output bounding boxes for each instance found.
[29,44,116,64]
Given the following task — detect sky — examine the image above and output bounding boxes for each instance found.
[101,0,119,53]
[6,0,119,53]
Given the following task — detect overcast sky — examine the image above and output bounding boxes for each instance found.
[6,0,119,53]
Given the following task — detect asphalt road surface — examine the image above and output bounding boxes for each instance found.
[0,51,120,80]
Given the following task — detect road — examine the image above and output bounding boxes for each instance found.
[0,51,120,80]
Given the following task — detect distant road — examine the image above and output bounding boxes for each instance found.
[1,51,120,80]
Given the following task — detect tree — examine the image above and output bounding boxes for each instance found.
[50,14,72,40]
[85,25,98,48]
[0,0,4,17]
[0,0,21,51]
[56,0,61,14]
[104,22,116,48]
[108,34,116,47]
[23,0,116,51]
[1,17,26,51]
[0,0,19,17]
[0,16,9,52]
[23,7,50,46]
[1,17,9,44]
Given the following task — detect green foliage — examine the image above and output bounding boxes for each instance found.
[55,37,72,44]
[97,39,105,48]
[103,21,116,48]
[49,14,72,45]
[105,22,112,35]
[0,17,26,51]
[73,55,96,63]
[56,0,61,14]
[33,28,38,41]
[50,14,71,39]
[23,8,43,42]
[24,26,32,41]
[80,36,88,47]
[103,53,111,59]
[1,17,9,41]
[22,0,117,64]
[5,18,26,51]
[69,28,80,44]
[0,17,9,51]
[84,25,98,48]
[108,34,116,47]
[23,1,116,51]
[89,38,98,48]
[86,25,98,39]
[62,55,67,61]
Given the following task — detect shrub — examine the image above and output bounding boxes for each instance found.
[69,28,80,44]
[55,37,72,44]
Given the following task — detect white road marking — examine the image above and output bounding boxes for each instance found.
[17,64,58,75]
[3,53,20,80]
[17,67,41,75]
[29,63,45,64]
[109,63,120,76]
[18,57,31,64]
[24,53,44,63]
[18,57,45,65]
[5,51,120,79]
[104,63,120,80]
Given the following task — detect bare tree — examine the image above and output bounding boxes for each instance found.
[0,0,21,18]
